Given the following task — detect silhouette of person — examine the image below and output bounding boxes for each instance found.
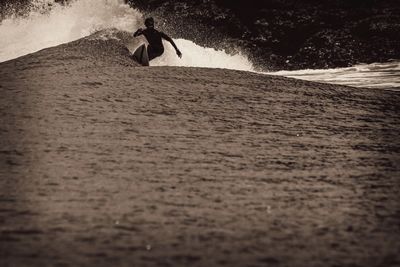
[133,17,182,61]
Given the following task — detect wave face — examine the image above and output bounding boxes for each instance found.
[0,0,254,71]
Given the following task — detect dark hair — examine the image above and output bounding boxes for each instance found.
[145,17,154,27]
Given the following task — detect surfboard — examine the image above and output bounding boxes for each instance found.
[132,44,149,66]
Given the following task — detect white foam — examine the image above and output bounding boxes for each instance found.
[0,0,254,72]
[0,0,142,62]
[2,0,397,90]
[273,61,400,89]
[151,39,254,71]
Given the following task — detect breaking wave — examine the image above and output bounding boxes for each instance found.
[1,0,398,89]
[0,0,141,62]
[0,0,254,71]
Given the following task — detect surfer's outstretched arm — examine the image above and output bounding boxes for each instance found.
[133,28,143,37]
[161,32,182,58]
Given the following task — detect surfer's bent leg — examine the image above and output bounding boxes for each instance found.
[147,46,164,61]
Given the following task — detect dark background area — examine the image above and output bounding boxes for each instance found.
[129,0,400,70]
[1,0,399,70]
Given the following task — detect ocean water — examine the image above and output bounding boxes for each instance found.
[0,0,253,72]
[0,0,399,90]
[274,61,400,91]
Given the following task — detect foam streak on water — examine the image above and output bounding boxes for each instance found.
[274,61,400,91]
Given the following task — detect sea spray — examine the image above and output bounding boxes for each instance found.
[3,0,397,90]
[0,0,255,71]
[0,0,142,62]
[152,39,254,71]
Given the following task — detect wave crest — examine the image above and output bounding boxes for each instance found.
[0,0,142,62]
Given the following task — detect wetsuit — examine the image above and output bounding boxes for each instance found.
[134,28,181,61]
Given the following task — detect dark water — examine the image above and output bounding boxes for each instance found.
[1,15,400,266]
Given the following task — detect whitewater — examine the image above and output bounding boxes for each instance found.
[0,0,253,71]
[0,0,399,90]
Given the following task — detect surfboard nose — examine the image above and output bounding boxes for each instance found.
[132,44,149,66]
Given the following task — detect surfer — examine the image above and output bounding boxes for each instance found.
[133,17,182,61]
